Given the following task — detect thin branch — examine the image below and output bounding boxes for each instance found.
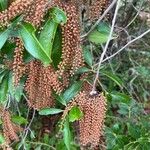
[102,29,150,63]
[81,0,118,39]
[90,0,121,94]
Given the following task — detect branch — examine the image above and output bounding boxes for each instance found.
[102,29,150,63]
[81,0,118,39]
[90,0,121,95]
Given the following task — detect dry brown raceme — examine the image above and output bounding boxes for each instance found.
[0,106,20,145]
[62,90,107,147]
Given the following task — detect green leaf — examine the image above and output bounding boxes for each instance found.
[63,117,71,150]
[0,76,8,103]
[101,71,123,87]
[97,22,111,34]
[19,22,52,65]
[83,49,93,66]
[0,28,11,50]
[8,72,25,102]
[39,108,63,115]
[0,16,23,50]
[63,81,82,103]
[0,70,8,84]
[88,22,116,44]
[0,134,5,144]
[39,19,58,57]
[0,0,8,10]
[51,7,67,24]
[0,119,2,124]
[110,92,131,104]
[53,93,66,106]
[69,106,83,122]
[11,116,28,125]
[51,27,62,68]
[75,67,90,74]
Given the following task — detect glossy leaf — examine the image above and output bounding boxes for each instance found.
[0,16,23,50]
[63,81,82,103]
[0,29,11,50]
[69,106,83,122]
[0,70,8,84]
[39,108,63,115]
[19,22,52,65]
[39,19,58,57]
[51,7,67,24]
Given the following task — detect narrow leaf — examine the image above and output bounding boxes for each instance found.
[0,0,8,10]
[0,76,8,103]
[101,71,123,87]
[0,134,5,144]
[83,49,93,66]
[51,27,62,68]
[19,22,52,65]
[8,73,25,102]
[11,116,28,125]
[39,19,58,57]
[39,108,63,115]
[63,117,71,150]
[0,29,11,49]
[63,81,83,103]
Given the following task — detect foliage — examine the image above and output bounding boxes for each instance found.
[0,0,150,150]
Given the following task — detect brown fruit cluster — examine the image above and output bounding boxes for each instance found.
[57,2,83,77]
[24,0,49,27]
[0,0,33,27]
[89,0,109,21]
[62,90,107,147]
[13,38,25,86]
[0,107,19,144]
[25,61,63,110]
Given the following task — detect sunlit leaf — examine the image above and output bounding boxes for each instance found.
[69,106,83,122]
